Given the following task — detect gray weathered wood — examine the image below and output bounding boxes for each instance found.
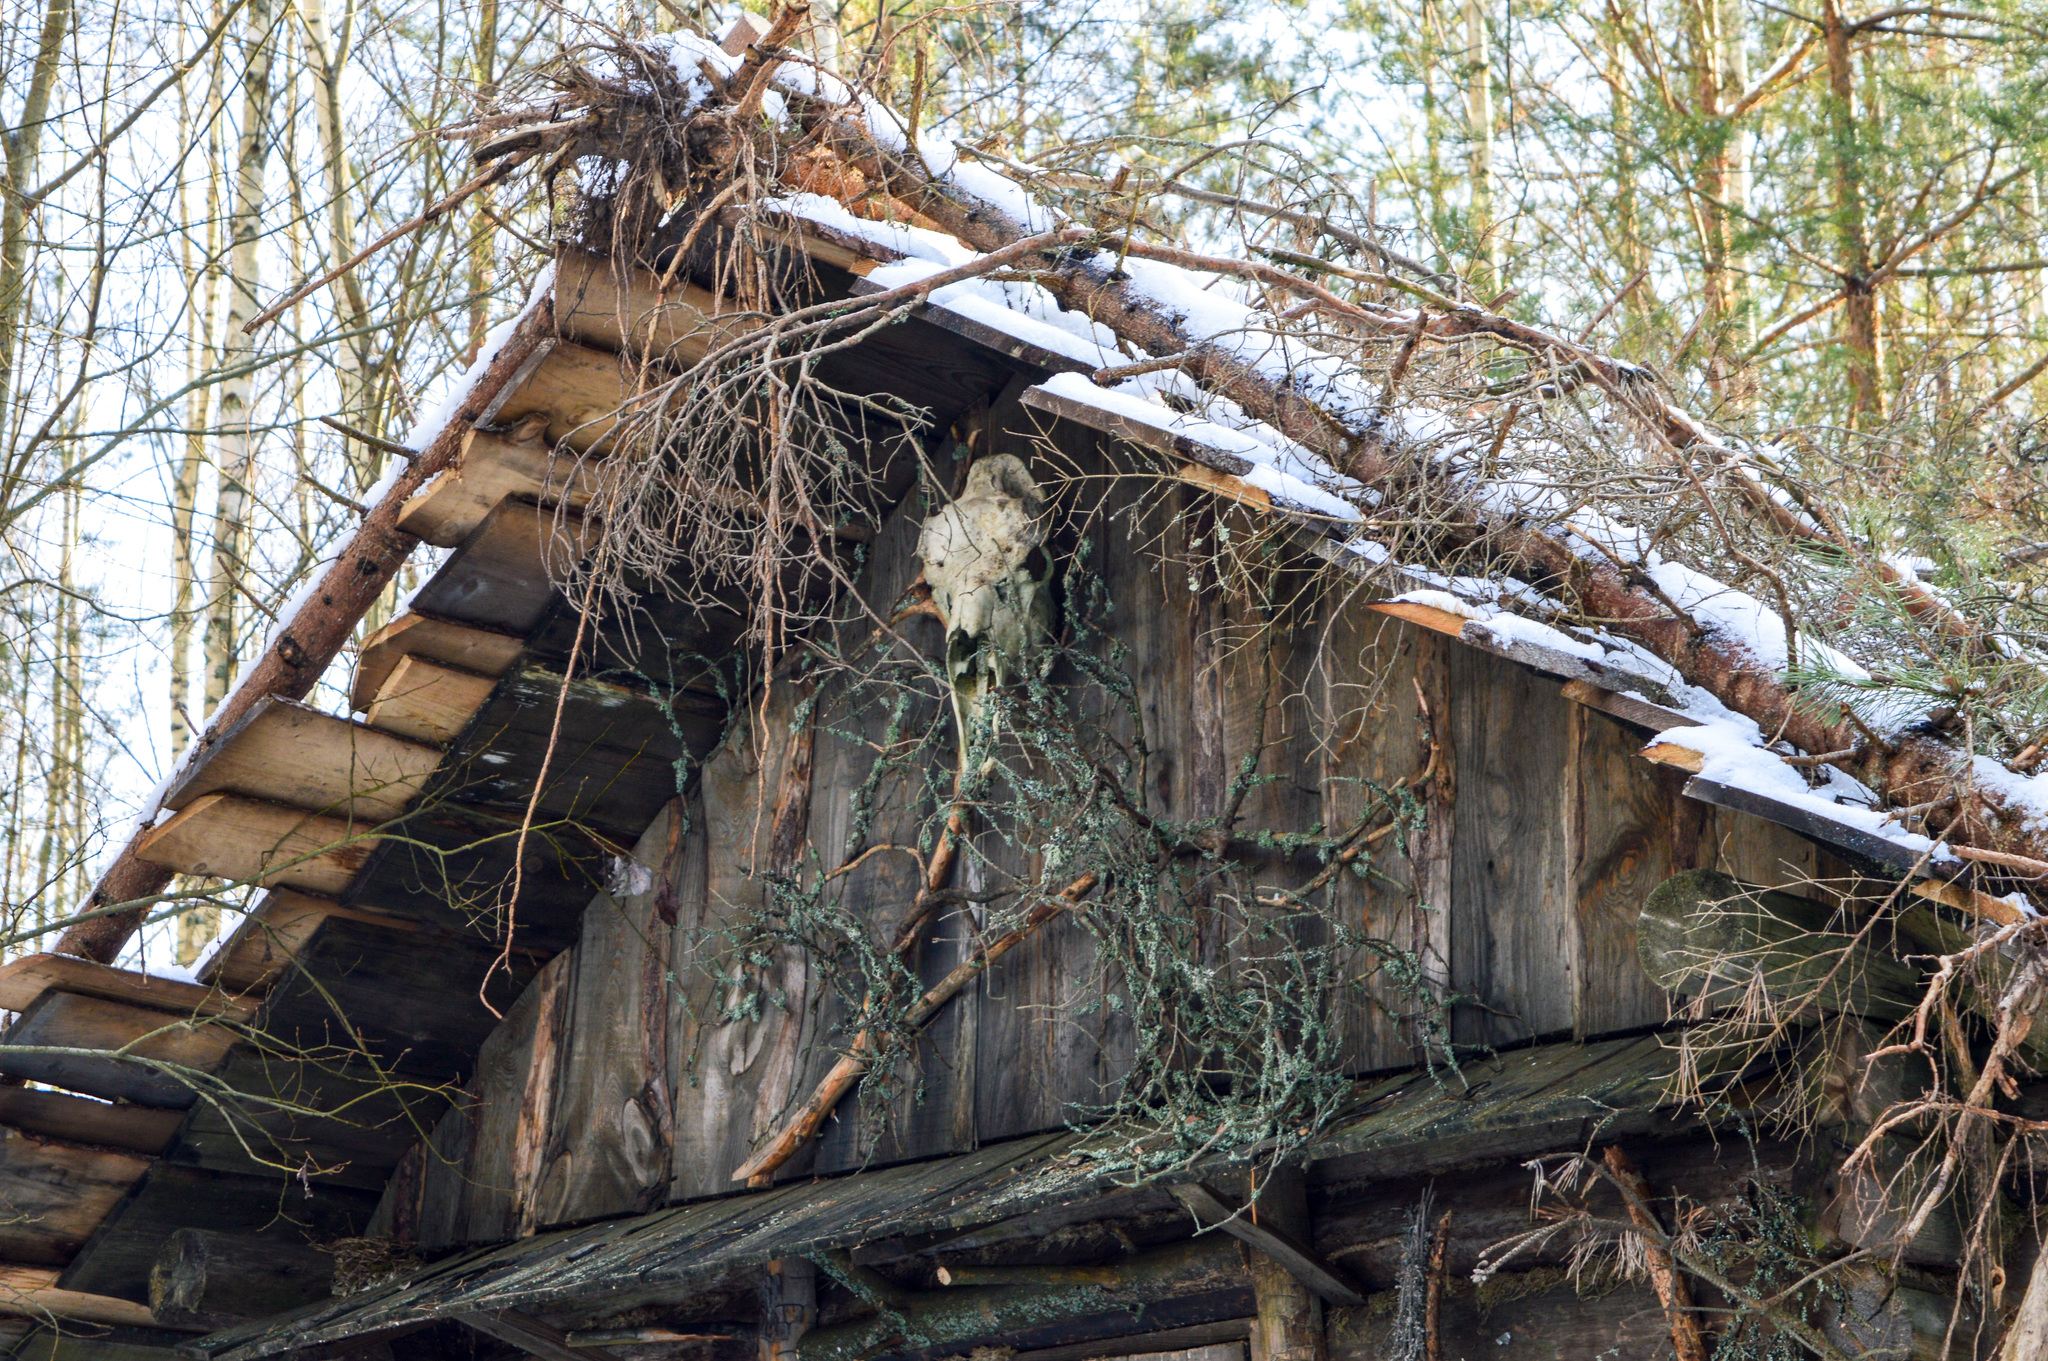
[1169,1181,1362,1309]
[149,1228,335,1327]
[1639,868,1922,1021]
[459,1310,627,1361]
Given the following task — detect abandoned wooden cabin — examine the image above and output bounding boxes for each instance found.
[0,18,2040,1361]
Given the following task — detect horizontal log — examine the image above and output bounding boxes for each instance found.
[803,1238,1247,1361]
[199,889,424,994]
[1010,1320,1252,1361]
[0,1123,150,1264]
[394,426,603,549]
[0,1088,181,1155]
[149,1228,336,1329]
[0,992,235,1108]
[555,248,758,365]
[135,795,376,897]
[0,1263,165,1329]
[159,696,441,823]
[362,655,498,746]
[351,613,524,714]
[0,954,254,1021]
[1640,868,1923,1021]
[1559,679,1702,733]
[487,341,642,454]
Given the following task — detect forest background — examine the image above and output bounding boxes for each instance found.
[0,0,2044,974]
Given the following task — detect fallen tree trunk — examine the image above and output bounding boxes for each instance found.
[55,303,555,964]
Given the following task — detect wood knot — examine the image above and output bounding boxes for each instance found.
[274,634,308,668]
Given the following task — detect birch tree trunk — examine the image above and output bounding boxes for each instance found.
[204,0,277,715]
[0,0,70,451]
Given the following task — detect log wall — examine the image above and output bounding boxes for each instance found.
[371,417,1838,1247]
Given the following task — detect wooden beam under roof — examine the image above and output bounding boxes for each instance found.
[362,655,498,746]
[0,1264,165,1329]
[0,955,254,1021]
[197,889,427,995]
[351,613,524,714]
[395,427,603,549]
[0,992,235,1108]
[135,794,374,897]
[156,696,442,824]
[488,341,642,454]
[0,1125,150,1266]
[555,248,757,365]
[0,1090,180,1156]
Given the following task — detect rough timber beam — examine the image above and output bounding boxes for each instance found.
[0,991,235,1107]
[395,427,602,548]
[157,696,442,824]
[0,1264,166,1329]
[0,954,254,1020]
[135,794,374,897]
[197,889,426,994]
[459,1310,628,1361]
[361,655,498,746]
[554,248,758,365]
[351,613,524,714]
[1168,1182,1363,1308]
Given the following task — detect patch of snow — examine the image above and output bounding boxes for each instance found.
[1466,612,1610,663]
[1649,716,1949,864]
[1970,755,2048,837]
[1388,589,1491,621]
[1034,373,1361,522]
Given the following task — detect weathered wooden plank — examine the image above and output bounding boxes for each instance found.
[135,794,375,897]
[804,479,974,1175]
[161,1044,453,1191]
[487,341,642,454]
[1570,706,1680,1037]
[0,1089,181,1156]
[351,613,524,714]
[1010,1323,1250,1361]
[197,889,427,995]
[668,678,824,1198]
[524,808,673,1228]
[0,993,235,1108]
[253,915,538,1085]
[0,1265,163,1329]
[362,655,498,745]
[149,1228,335,1328]
[438,665,711,841]
[1167,1182,1362,1306]
[968,401,1136,1145]
[554,249,755,366]
[1447,644,1575,1046]
[0,954,254,1021]
[0,1124,150,1264]
[158,696,442,822]
[1306,605,1437,1074]
[396,428,604,550]
[55,1163,376,1306]
[336,798,601,954]
[403,500,598,637]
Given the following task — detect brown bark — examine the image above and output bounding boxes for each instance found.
[1820,0,1882,422]
[53,302,555,963]
[1603,1145,1709,1361]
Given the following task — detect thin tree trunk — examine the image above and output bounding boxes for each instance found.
[463,0,499,366]
[0,0,72,459]
[299,0,368,467]
[1461,0,1495,286]
[204,0,277,716]
[1821,0,1882,422]
[171,16,225,758]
